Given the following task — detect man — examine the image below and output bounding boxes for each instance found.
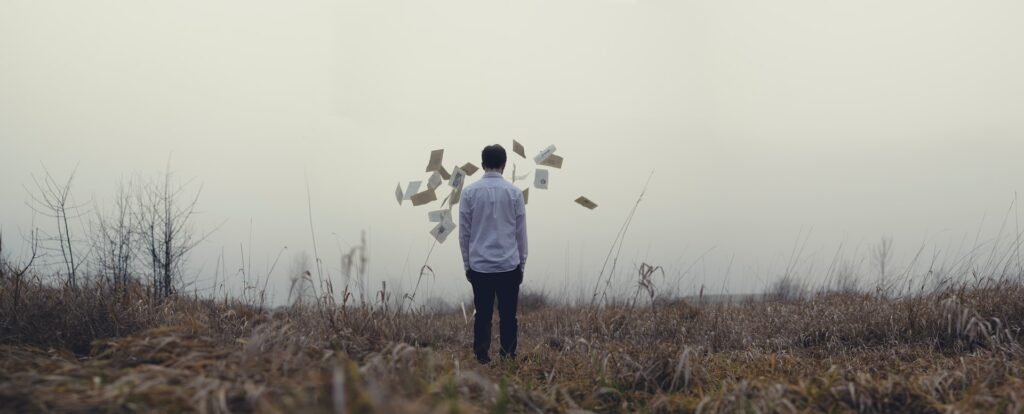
[459,144,528,364]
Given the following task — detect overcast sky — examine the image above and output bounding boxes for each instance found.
[3,0,1024,305]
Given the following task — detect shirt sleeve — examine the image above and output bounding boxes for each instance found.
[515,190,528,267]
[458,190,472,271]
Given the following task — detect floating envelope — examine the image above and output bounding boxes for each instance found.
[575,196,598,210]
[404,181,422,200]
[429,216,457,243]
[428,209,451,223]
[439,166,451,180]
[461,162,479,176]
[427,171,442,190]
[410,188,437,206]
[513,140,526,158]
[539,154,563,169]
[450,167,467,188]
[425,149,444,172]
[395,183,404,205]
[533,145,557,164]
[534,169,549,189]
[523,187,529,205]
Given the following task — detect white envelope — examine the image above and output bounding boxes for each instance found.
[534,169,549,189]
[533,145,557,164]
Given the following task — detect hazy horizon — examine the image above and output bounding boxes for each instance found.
[4,0,1024,306]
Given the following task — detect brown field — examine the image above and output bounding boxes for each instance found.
[1,276,1023,413]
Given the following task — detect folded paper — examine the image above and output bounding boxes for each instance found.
[461,162,479,176]
[395,183,404,205]
[513,140,526,158]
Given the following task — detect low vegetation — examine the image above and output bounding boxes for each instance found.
[2,268,1022,413]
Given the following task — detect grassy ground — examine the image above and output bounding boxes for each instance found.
[1,276,1023,413]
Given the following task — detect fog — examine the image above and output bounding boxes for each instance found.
[3,0,1024,305]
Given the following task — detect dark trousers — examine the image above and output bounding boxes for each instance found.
[467,267,523,361]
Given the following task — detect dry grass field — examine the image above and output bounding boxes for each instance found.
[1,274,1023,413]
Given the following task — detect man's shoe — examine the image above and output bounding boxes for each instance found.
[476,355,492,365]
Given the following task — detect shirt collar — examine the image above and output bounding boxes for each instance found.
[483,171,503,179]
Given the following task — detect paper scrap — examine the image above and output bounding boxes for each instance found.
[429,216,457,243]
[534,169,549,189]
[425,149,444,172]
[450,167,467,188]
[395,183,404,205]
[513,140,526,158]
[428,209,451,223]
[427,171,442,190]
[533,145,557,164]
[523,188,529,205]
[539,154,563,169]
[410,188,437,206]
[461,162,479,176]
[575,196,598,210]
[439,166,451,180]
[404,181,422,200]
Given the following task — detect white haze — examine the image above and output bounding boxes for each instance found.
[3,0,1024,305]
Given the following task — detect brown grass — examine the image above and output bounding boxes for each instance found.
[1,274,1023,413]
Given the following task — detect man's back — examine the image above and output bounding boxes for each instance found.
[459,171,528,273]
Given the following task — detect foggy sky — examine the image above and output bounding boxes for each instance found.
[3,0,1024,305]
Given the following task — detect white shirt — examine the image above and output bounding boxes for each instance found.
[459,171,528,273]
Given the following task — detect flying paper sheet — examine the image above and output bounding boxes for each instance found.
[429,216,457,243]
[461,163,479,176]
[428,209,451,223]
[533,145,557,164]
[425,149,444,172]
[523,187,529,205]
[534,169,549,189]
[439,166,451,180]
[404,181,422,200]
[450,185,462,205]
[450,167,467,188]
[575,196,598,210]
[539,154,563,169]
[511,164,531,182]
[395,183,404,205]
[513,140,526,158]
[410,188,437,206]
[427,171,442,190]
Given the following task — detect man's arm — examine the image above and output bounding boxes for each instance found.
[515,190,528,270]
[458,190,472,272]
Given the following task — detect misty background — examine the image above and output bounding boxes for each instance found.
[3,0,1024,306]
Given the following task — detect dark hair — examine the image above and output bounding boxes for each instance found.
[481,144,507,169]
